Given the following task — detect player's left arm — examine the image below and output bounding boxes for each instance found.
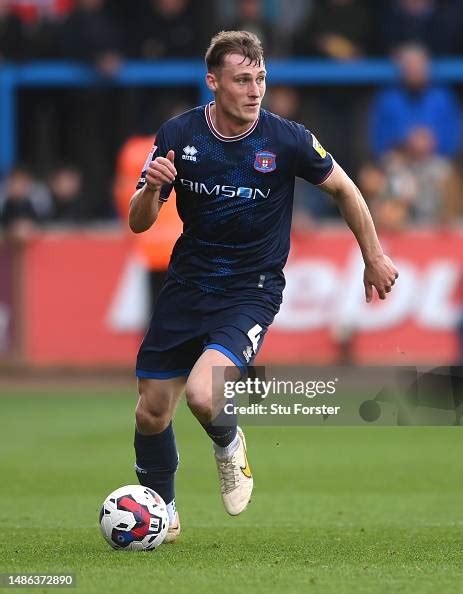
[320,161,399,302]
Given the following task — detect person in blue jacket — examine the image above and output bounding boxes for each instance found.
[370,43,461,159]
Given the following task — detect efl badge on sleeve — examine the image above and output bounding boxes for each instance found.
[311,134,327,159]
[254,150,277,173]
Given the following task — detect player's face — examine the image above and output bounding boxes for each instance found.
[208,53,266,125]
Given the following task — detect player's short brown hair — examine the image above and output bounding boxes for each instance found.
[205,30,264,72]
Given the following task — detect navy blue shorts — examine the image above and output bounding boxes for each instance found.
[136,277,281,379]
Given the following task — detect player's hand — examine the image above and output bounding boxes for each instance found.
[363,254,399,302]
[145,150,176,192]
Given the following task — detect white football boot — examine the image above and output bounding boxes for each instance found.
[215,427,253,515]
[163,511,180,543]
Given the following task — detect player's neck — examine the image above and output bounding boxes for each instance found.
[210,102,256,138]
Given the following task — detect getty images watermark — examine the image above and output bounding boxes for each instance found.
[212,366,463,426]
[223,376,341,418]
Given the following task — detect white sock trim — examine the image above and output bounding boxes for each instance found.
[213,432,240,460]
[166,499,176,524]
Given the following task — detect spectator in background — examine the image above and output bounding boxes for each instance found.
[9,0,75,59]
[403,127,462,224]
[0,0,24,61]
[273,0,314,37]
[0,166,52,241]
[58,0,122,74]
[229,0,275,56]
[131,0,202,142]
[9,0,74,24]
[14,0,72,176]
[293,0,373,59]
[136,0,203,59]
[369,44,461,159]
[378,0,463,56]
[48,164,85,224]
[358,127,462,231]
[217,0,312,56]
[53,0,127,219]
[131,0,207,148]
[291,0,374,177]
[269,0,314,56]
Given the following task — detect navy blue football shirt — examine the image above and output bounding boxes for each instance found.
[137,102,334,293]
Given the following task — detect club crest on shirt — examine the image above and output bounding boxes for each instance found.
[254,150,276,173]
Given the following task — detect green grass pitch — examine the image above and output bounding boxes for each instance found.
[1,388,462,594]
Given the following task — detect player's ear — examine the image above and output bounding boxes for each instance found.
[206,72,218,92]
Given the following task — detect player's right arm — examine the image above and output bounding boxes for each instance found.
[128,150,176,233]
[293,124,398,301]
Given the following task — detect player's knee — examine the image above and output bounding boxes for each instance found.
[185,383,213,422]
[135,400,171,434]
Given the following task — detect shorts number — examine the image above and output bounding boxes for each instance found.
[247,324,263,354]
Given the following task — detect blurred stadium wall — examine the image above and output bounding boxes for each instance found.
[0,227,460,367]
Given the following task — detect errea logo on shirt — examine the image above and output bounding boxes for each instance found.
[182,145,198,162]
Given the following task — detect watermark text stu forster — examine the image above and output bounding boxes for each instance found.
[213,366,463,426]
[224,401,341,416]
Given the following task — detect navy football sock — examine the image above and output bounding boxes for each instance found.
[201,406,237,447]
[134,423,178,506]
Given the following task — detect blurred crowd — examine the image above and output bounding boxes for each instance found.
[3,0,463,61]
[1,0,463,237]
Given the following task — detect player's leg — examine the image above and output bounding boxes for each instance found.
[186,308,274,515]
[133,277,204,539]
[186,348,241,440]
[185,346,253,515]
[134,376,186,541]
[134,338,202,542]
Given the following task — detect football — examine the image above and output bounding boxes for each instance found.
[99,485,169,551]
